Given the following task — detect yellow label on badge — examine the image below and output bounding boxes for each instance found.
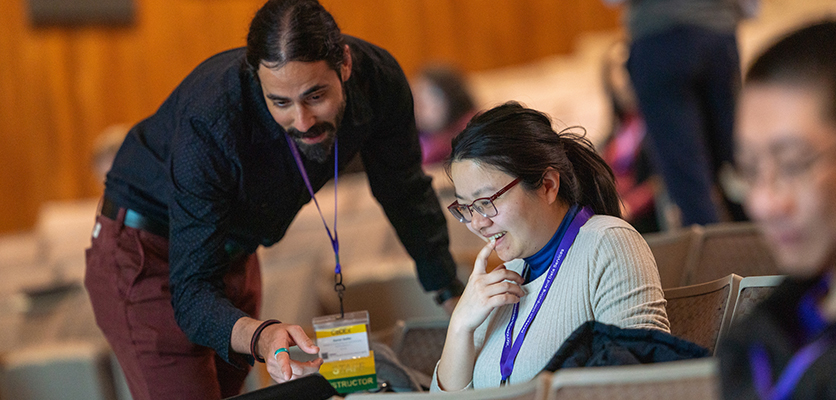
[315,323,367,339]
[319,351,376,380]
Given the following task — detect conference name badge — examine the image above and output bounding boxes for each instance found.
[313,311,377,394]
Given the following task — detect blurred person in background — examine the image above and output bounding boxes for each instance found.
[412,64,477,166]
[718,20,836,399]
[600,39,661,233]
[605,0,754,226]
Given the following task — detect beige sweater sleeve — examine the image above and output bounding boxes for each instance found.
[587,217,670,331]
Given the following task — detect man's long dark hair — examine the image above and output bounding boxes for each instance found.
[246,0,345,74]
[446,102,622,218]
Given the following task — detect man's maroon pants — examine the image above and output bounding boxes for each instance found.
[85,208,261,399]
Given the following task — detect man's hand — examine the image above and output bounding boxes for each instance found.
[259,323,323,383]
[232,318,324,384]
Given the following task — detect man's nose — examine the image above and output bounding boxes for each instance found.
[293,105,315,133]
[746,180,793,225]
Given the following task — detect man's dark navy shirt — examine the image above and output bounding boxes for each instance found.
[104,36,458,364]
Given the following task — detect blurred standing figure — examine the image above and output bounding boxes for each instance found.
[605,0,754,226]
[412,65,477,165]
[718,21,836,399]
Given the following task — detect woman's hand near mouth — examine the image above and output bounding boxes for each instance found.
[449,238,525,334]
[437,238,525,391]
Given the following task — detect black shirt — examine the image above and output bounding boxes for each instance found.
[104,36,458,364]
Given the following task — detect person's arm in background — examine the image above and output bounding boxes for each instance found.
[356,42,465,310]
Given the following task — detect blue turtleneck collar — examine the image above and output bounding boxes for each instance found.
[523,203,581,283]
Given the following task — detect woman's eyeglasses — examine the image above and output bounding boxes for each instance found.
[447,178,521,223]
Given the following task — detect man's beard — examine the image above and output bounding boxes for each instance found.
[287,100,346,163]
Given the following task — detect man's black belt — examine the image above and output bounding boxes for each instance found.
[101,197,169,238]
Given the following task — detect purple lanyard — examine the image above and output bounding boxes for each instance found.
[749,335,834,400]
[283,133,346,317]
[748,276,834,400]
[499,206,593,385]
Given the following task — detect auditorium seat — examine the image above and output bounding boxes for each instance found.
[730,275,785,325]
[0,340,118,400]
[390,317,450,378]
[545,358,719,400]
[344,372,551,399]
[643,226,701,288]
[681,222,778,286]
[664,274,741,354]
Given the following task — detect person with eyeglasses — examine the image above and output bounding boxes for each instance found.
[431,102,670,392]
[718,21,836,400]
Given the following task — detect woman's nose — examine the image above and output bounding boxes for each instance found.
[469,211,492,231]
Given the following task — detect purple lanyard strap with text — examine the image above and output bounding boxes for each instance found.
[499,206,593,385]
[284,133,346,317]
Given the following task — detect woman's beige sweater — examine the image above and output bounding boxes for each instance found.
[431,215,670,391]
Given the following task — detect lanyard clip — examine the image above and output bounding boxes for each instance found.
[334,271,346,319]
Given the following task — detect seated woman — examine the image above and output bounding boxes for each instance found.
[718,20,836,399]
[432,102,670,392]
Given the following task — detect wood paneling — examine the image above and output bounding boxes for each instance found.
[0,0,620,233]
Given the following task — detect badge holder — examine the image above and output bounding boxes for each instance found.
[313,311,377,394]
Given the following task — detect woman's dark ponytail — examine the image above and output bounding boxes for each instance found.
[558,128,621,217]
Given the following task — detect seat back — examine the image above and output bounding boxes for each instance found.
[545,358,719,400]
[643,226,700,288]
[664,274,741,354]
[345,372,551,400]
[730,275,785,325]
[682,222,778,286]
[391,317,450,378]
[0,341,118,400]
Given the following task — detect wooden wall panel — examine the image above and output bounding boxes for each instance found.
[0,0,621,233]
